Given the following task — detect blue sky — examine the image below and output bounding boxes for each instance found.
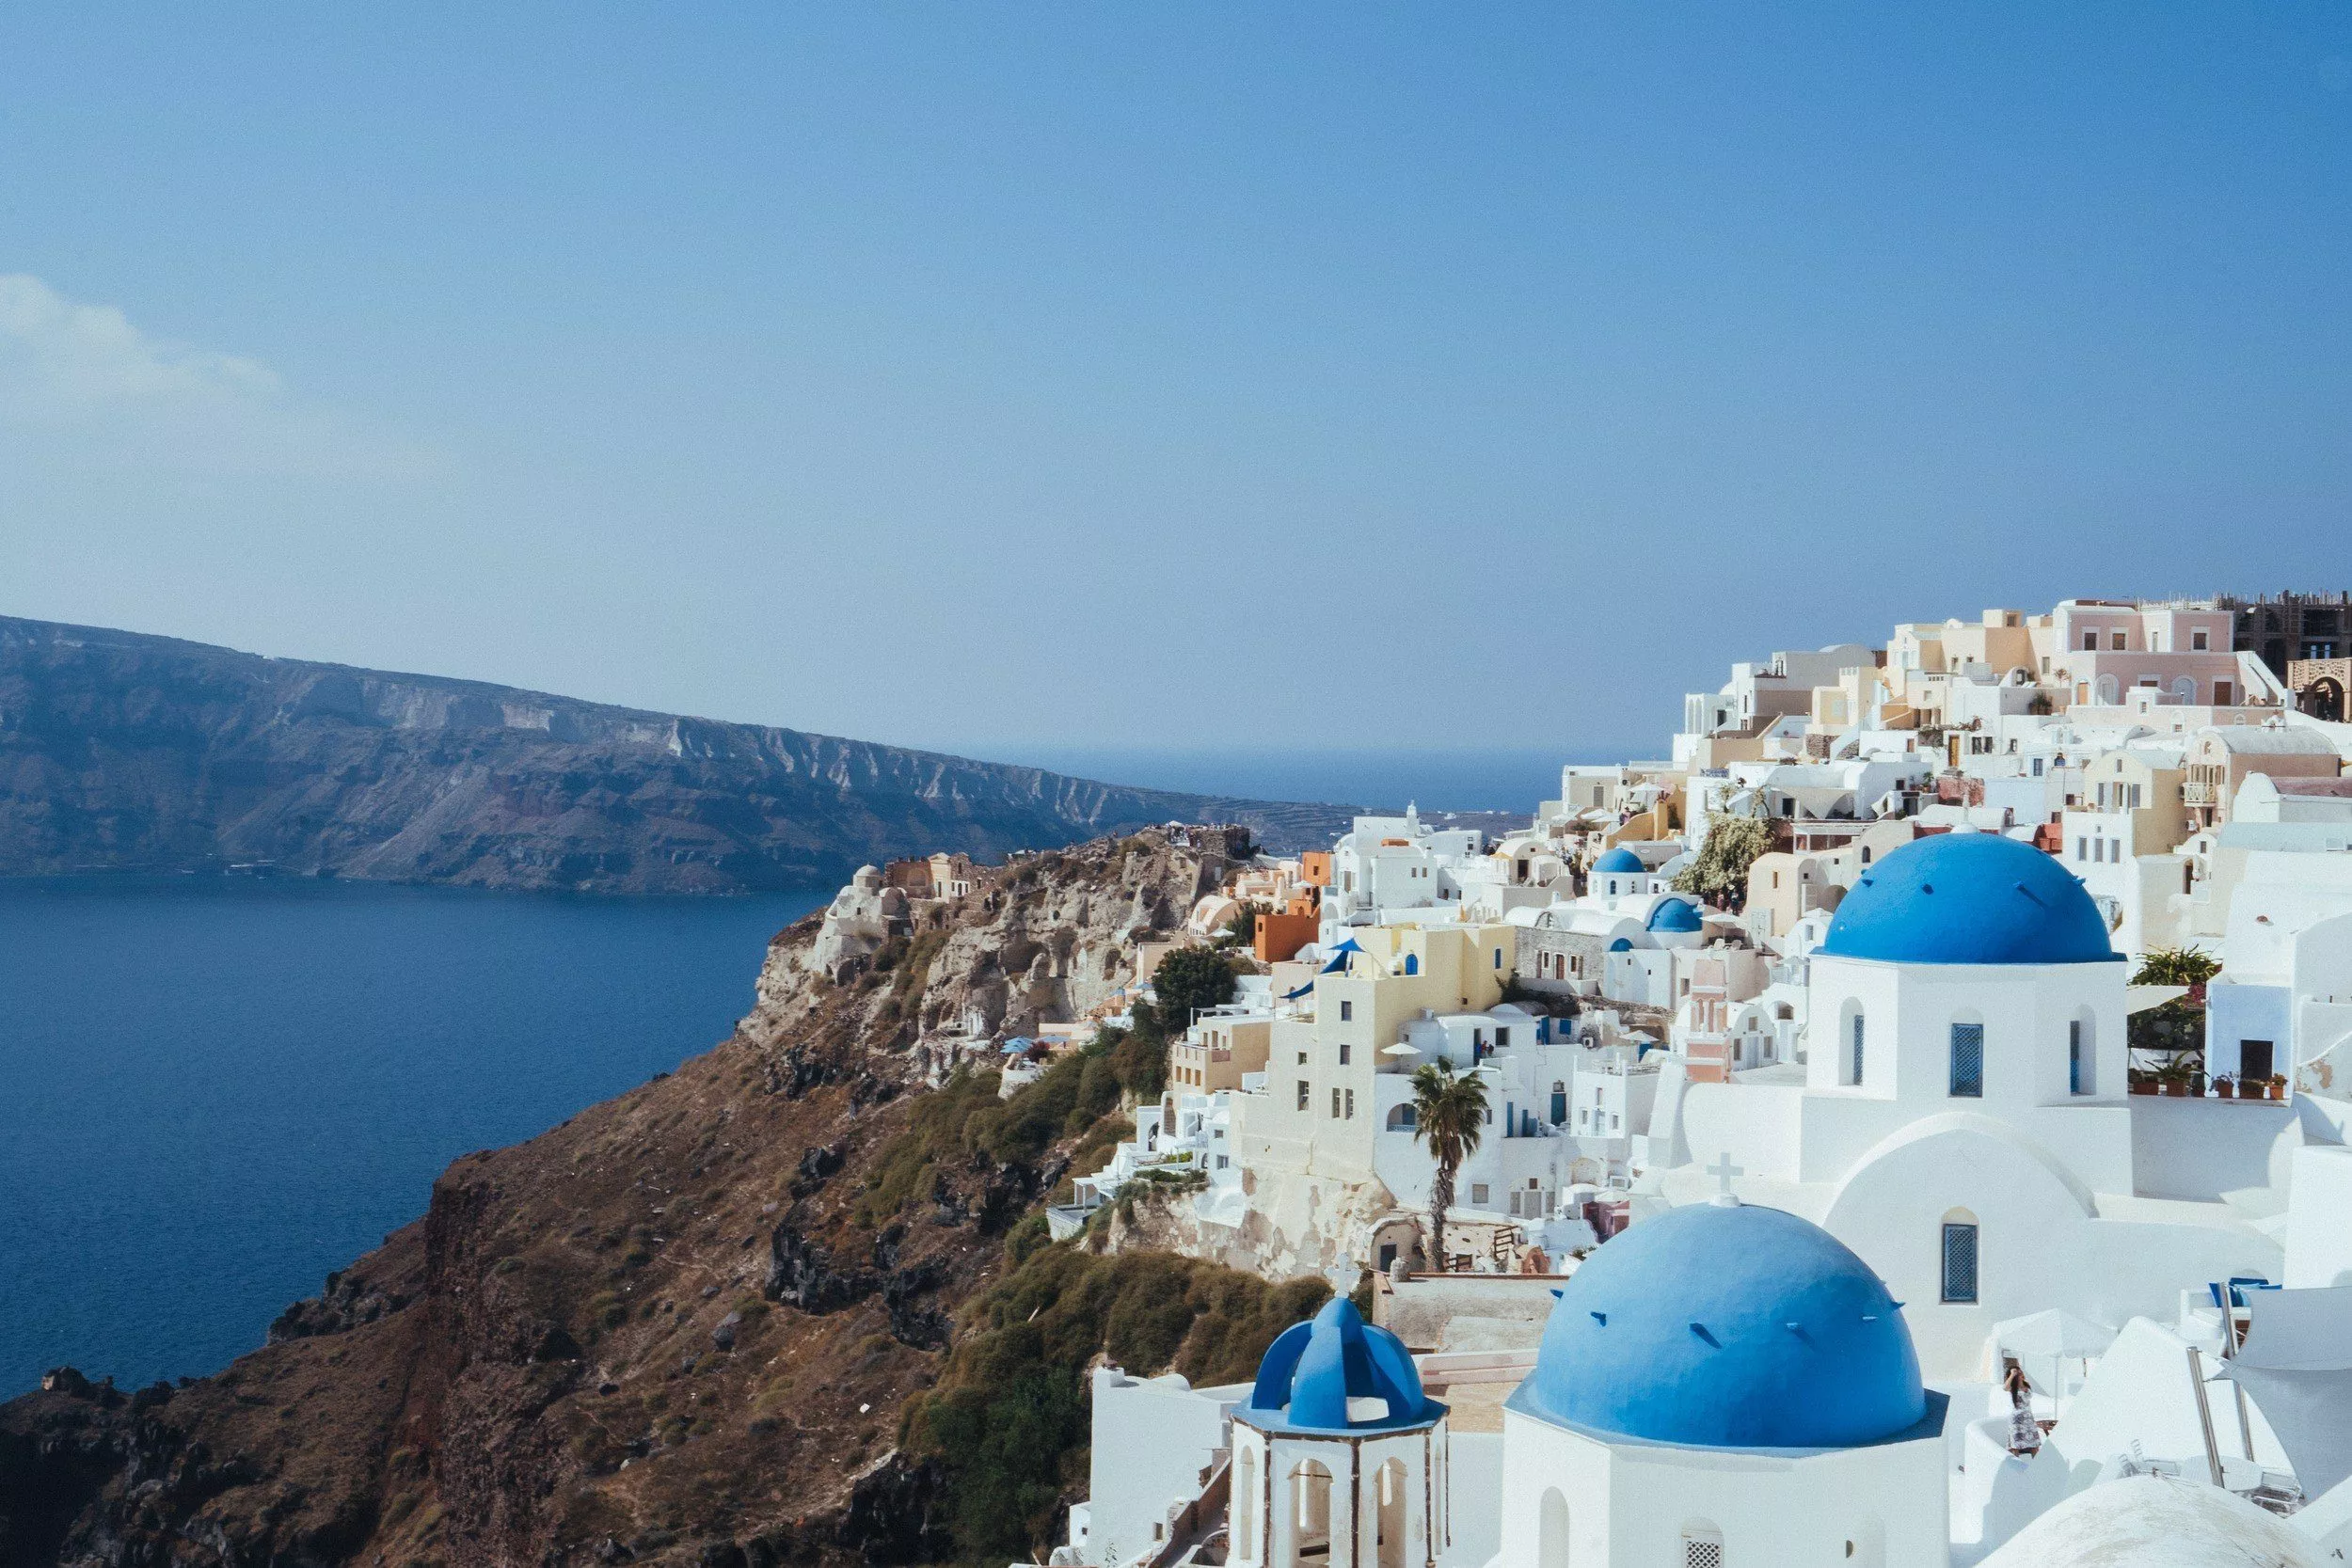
[3,5,2348,766]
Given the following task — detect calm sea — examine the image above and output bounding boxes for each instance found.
[0,876,825,1397]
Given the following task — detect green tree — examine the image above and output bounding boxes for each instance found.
[1152,945,1238,1023]
[1218,902,1263,948]
[1670,814,1775,910]
[1409,1059,1488,1274]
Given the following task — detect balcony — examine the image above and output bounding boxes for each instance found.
[2183,782,2219,806]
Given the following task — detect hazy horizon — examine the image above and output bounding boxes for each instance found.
[6,7,2349,764]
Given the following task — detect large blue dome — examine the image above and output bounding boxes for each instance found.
[1515,1202,1928,1451]
[1646,896,1704,933]
[1593,847,1645,875]
[1241,1297,1439,1434]
[1818,832,2117,966]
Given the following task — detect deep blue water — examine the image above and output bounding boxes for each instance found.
[0,876,825,1398]
[1011,747,1607,816]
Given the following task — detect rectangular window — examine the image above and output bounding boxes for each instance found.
[2077,837,2088,861]
[2083,630,2098,650]
[1851,1015,1866,1085]
[1340,1000,1353,1022]
[2193,629,2210,651]
[2242,1039,2276,1083]
[1331,1087,1342,1118]
[1470,1183,1489,1208]
[1949,1023,1984,1097]
[2069,1020,2084,1095]
[1345,1088,1356,1119]
[1494,947,1504,970]
[1339,1041,1350,1066]
[1296,1080,1310,1111]
[1942,1222,1980,1304]
[2111,631,2127,650]
[2216,680,2233,705]
[2032,758,2044,777]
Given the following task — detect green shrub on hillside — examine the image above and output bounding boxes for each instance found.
[903,1245,1329,1565]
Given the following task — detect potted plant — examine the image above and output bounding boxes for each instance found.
[2214,1074,2235,1101]
[2129,1069,2156,1097]
[2269,1073,2289,1102]
[2159,1060,2192,1098]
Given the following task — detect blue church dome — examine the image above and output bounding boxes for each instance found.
[1594,847,1645,875]
[1241,1297,1439,1434]
[1646,896,1704,933]
[1818,832,2117,966]
[1515,1202,1929,1451]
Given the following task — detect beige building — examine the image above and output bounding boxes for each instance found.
[1168,1014,1272,1092]
[1743,818,1918,939]
[2184,727,2343,829]
[1230,921,1517,1184]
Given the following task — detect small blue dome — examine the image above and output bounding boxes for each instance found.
[1516,1202,1928,1451]
[1242,1297,1438,1434]
[1819,832,2117,966]
[1594,847,1645,875]
[1647,897,1704,933]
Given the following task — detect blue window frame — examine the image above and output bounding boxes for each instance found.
[1949,1023,1984,1098]
[1942,1223,1979,1304]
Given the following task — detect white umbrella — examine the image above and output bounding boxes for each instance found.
[1991,1307,2114,1398]
[1993,1307,2114,1359]
[1381,1043,1421,1056]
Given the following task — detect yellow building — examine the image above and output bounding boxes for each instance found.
[1230,921,1517,1183]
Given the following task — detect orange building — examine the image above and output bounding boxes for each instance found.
[1299,850,1332,888]
[1254,911,1319,963]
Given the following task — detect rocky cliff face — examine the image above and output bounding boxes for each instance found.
[0,829,1234,1568]
[0,616,1355,893]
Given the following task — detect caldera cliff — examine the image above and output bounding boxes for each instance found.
[0,828,1321,1568]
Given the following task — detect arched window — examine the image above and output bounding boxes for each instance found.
[1948,1015,1984,1098]
[1539,1487,1570,1568]
[1386,1104,1418,1132]
[2171,676,2197,705]
[1375,1457,1408,1568]
[1288,1459,1334,1568]
[1942,1209,1980,1305]
[1234,1446,1257,1560]
[1680,1521,1724,1568]
[1403,953,1420,976]
[2095,673,2121,705]
[2070,1011,2096,1096]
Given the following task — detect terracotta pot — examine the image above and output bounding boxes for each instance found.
[2216,1082,2236,1100]
[2164,1083,2189,1097]
[2270,1083,2287,1101]
[2129,1080,2155,1096]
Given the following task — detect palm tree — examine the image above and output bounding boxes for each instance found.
[1409,1058,1488,1274]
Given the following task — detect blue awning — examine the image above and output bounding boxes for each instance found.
[1281,981,1315,1001]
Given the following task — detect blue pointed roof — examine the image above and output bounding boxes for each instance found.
[1594,847,1645,875]
[1239,1297,1441,1435]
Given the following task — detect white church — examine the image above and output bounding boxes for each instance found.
[1650,831,2303,1376]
